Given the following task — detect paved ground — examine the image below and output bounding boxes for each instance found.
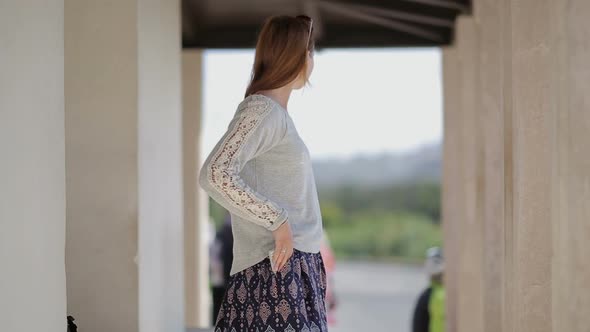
[327,260,426,332]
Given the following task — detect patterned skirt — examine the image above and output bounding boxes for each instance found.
[214,248,328,332]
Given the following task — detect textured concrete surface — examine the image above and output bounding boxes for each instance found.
[443,0,590,331]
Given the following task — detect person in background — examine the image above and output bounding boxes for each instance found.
[412,247,445,332]
[319,232,338,326]
[210,213,233,323]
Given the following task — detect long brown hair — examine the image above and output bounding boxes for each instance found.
[244,15,315,98]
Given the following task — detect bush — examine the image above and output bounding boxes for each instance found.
[324,211,441,261]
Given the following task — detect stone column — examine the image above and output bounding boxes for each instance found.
[478,1,508,331]
[441,39,461,332]
[0,2,67,331]
[442,14,485,332]
[182,50,211,328]
[64,1,184,331]
[506,1,555,330]
[443,0,590,331]
[549,1,590,331]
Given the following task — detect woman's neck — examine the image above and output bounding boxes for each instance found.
[256,87,292,112]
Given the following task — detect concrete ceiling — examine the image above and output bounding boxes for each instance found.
[182,0,471,49]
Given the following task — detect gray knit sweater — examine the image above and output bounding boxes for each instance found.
[198,93,323,276]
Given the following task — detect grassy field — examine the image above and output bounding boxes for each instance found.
[324,211,441,262]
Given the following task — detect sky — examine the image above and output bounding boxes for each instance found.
[201,48,443,161]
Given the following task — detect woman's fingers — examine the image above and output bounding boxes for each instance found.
[276,248,293,272]
[271,221,294,272]
[277,250,286,272]
[273,249,284,272]
[282,250,293,271]
[275,248,286,272]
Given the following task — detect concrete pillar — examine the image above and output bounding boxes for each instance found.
[0,2,67,332]
[549,1,590,331]
[443,0,590,331]
[509,1,554,331]
[478,1,507,331]
[442,15,485,332]
[64,1,184,331]
[441,39,461,332]
[137,1,185,331]
[500,2,515,331]
[182,50,211,328]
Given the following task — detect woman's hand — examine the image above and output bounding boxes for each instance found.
[271,220,294,272]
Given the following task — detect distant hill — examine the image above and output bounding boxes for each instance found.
[312,142,441,189]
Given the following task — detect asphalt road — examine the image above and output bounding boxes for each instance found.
[327,260,426,332]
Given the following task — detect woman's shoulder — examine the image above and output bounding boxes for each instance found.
[237,94,271,114]
[237,95,287,125]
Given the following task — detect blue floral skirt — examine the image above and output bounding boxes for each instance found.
[214,248,328,332]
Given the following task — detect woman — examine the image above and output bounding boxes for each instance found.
[198,14,328,332]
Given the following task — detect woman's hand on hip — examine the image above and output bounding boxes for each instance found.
[272,220,294,272]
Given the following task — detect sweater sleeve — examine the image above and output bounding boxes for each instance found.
[198,102,289,231]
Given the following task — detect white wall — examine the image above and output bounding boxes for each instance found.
[0,1,67,331]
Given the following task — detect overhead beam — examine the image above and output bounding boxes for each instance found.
[181,0,198,42]
[183,23,451,49]
[402,0,469,12]
[326,0,462,17]
[345,2,454,28]
[318,0,446,43]
[300,0,325,41]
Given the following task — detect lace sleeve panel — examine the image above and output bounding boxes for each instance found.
[199,99,288,231]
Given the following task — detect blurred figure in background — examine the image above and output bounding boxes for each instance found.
[319,232,338,326]
[412,247,445,332]
[209,213,233,323]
